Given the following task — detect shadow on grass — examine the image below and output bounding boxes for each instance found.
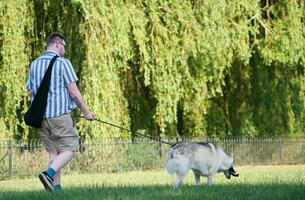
[1,183,304,200]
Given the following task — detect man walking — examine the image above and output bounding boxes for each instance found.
[26,32,94,191]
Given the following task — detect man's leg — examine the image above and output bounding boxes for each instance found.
[49,151,61,190]
[39,114,78,192]
[38,122,58,192]
[49,150,75,171]
[44,151,74,191]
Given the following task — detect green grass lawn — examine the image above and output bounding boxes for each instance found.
[0,165,304,200]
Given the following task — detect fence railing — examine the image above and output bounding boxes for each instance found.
[0,137,304,179]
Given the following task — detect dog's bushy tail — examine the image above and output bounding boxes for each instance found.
[166,146,190,175]
[166,148,175,174]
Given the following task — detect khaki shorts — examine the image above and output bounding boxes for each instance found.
[38,113,79,152]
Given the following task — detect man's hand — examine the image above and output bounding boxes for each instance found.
[84,111,95,121]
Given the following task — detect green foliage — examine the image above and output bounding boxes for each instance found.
[206,0,305,137]
[0,0,305,139]
[0,1,32,139]
[259,0,305,65]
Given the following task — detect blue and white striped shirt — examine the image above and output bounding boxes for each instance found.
[26,50,78,118]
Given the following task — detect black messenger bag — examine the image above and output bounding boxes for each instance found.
[24,55,58,128]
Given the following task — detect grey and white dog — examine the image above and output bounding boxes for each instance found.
[166,142,239,187]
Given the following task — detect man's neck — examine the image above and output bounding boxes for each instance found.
[45,49,61,57]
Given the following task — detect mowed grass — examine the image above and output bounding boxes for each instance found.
[0,165,305,200]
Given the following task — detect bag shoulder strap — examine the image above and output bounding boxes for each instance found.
[40,55,59,88]
[36,55,58,91]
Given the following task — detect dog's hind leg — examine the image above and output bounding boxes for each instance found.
[174,173,187,188]
[192,170,201,185]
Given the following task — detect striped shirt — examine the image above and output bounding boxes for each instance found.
[26,50,78,118]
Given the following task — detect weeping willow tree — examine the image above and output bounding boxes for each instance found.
[253,0,305,136]
[78,0,255,137]
[0,1,32,139]
[207,0,305,137]
[0,0,305,139]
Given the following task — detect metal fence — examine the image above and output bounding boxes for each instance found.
[0,137,304,179]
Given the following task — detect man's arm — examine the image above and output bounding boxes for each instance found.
[67,82,94,120]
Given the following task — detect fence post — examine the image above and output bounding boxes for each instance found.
[158,136,162,158]
[8,140,13,176]
[279,138,282,163]
[114,137,119,173]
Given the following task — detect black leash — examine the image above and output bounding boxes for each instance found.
[74,116,172,146]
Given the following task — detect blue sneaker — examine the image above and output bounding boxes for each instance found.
[38,171,54,192]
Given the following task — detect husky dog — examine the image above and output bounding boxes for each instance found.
[166,142,239,187]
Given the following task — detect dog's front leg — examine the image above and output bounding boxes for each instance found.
[207,175,213,185]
